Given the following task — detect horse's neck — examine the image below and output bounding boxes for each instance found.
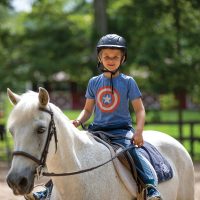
[46,114,96,173]
[44,109,133,199]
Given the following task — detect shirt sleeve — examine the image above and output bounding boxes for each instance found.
[85,78,95,99]
[128,77,142,101]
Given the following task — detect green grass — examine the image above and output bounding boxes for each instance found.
[1,109,200,161]
[145,109,200,122]
[66,109,200,122]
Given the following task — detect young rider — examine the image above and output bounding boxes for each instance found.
[31,34,162,200]
[73,34,162,200]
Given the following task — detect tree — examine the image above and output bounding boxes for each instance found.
[0,0,95,90]
[107,0,200,102]
[0,0,199,102]
[0,1,27,91]
[93,0,107,36]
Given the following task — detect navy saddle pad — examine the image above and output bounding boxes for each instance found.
[138,141,173,183]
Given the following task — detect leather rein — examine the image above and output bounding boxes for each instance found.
[12,107,133,177]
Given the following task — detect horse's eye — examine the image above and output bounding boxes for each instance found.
[37,127,46,134]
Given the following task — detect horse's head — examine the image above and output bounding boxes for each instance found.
[6,87,53,195]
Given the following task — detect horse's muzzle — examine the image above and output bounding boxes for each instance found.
[6,168,35,195]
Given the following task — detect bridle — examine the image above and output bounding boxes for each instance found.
[12,106,134,177]
[12,107,58,174]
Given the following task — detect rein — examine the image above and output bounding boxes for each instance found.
[12,106,134,178]
[43,143,133,177]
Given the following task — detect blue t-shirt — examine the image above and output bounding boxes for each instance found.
[85,73,142,128]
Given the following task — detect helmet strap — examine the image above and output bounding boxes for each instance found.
[97,62,121,94]
[97,55,124,94]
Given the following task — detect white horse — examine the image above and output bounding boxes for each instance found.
[6,88,194,200]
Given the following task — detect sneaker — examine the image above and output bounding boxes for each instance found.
[24,180,53,200]
[32,188,49,200]
[147,187,162,200]
[24,188,49,200]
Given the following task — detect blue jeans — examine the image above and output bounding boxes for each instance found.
[89,125,157,186]
[112,133,157,185]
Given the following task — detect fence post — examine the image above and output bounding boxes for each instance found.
[0,124,5,141]
[178,120,183,143]
[190,122,194,160]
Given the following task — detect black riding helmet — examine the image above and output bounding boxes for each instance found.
[96,34,127,94]
[97,33,127,63]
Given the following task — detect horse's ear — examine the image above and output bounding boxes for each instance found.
[38,87,49,106]
[7,88,21,105]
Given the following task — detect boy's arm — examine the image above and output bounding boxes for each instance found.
[131,98,146,147]
[73,98,95,127]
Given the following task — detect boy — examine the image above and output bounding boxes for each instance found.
[32,34,161,200]
[73,34,162,200]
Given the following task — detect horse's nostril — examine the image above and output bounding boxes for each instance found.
[7,179,12,188]
[19,177,28,188]
[8,182,12,188]
[7,174,14,188]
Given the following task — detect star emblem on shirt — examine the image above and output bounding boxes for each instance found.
[103,94,111,104]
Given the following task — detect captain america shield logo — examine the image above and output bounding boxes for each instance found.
[97,86,120,112]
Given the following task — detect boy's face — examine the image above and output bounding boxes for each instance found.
[99,48,124,72]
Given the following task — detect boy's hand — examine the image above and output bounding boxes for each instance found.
[72,119,81,127]
[132,131,144,147]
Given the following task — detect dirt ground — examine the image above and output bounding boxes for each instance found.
[0,161,200,200]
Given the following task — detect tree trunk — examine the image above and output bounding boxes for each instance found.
[91,0,108,75]
[175,91,187,109]
[172,0,184,142]
[172,0,181,54]
[93,0,108,36]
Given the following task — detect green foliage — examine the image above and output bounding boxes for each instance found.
[0,0,199,99]
[0,0,94,90]
[107,0,200,96]
[159,94,178,110]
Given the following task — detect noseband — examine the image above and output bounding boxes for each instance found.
[12,107,58,168]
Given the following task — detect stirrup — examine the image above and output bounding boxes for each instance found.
[137,184,156,200]
[24,185,50,200]
[146,184,162,200]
